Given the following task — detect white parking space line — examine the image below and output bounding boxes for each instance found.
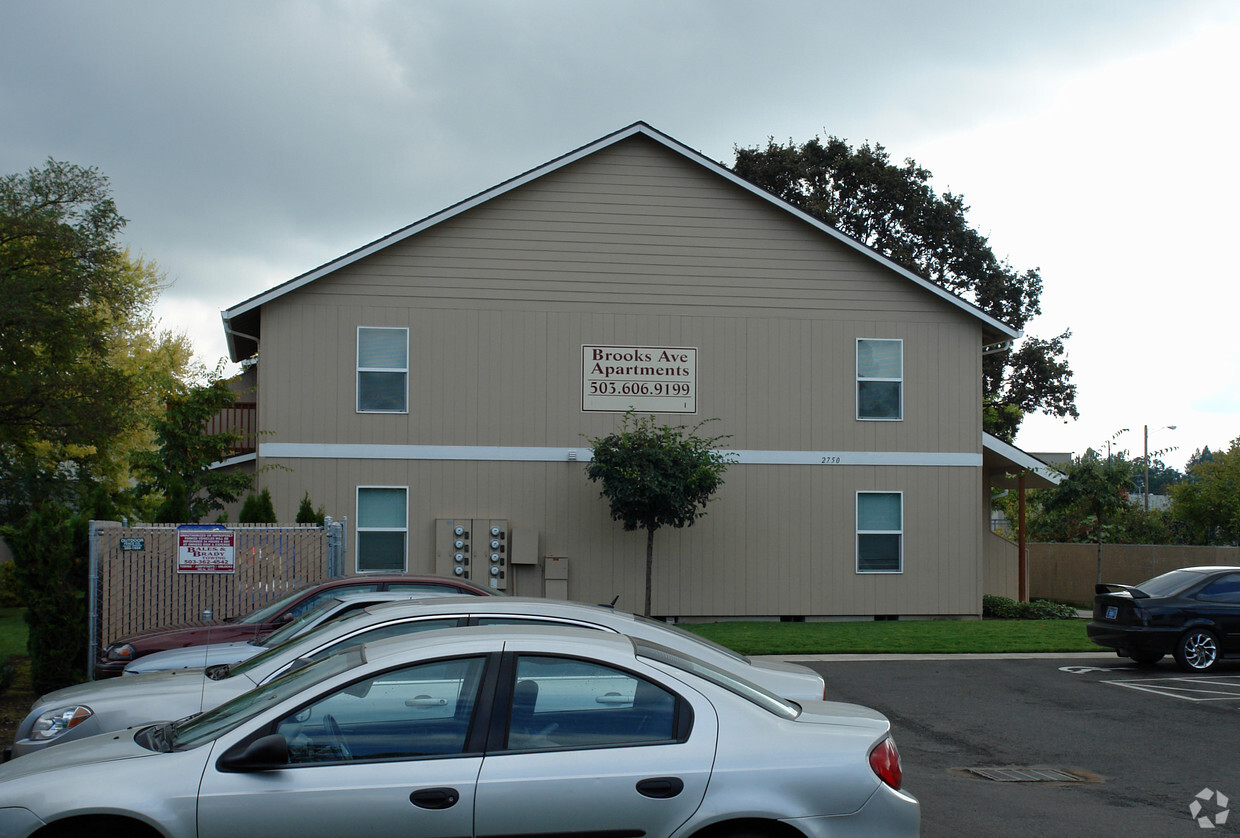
[1104,675,1240,702]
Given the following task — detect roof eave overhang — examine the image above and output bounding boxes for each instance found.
[984,432,1062,489]
[219,122,1022,362]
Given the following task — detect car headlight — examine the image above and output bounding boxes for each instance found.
[30,706,93,741]
[105,643,136,661]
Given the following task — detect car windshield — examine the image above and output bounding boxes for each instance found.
[630,613,747,663]
[634,638,800,720]
[170,647,366,749]
[1134,569,1206,598]
[225,608,375,679]
[237,584,319,625]
[255,597,348,647]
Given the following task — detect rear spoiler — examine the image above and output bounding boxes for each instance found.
[1095,583,1149,599]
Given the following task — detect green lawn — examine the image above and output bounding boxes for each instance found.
[0,607,1097,664]
[0,608,27,661]
[684,617,1096,656]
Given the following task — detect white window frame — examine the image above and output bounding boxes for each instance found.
[355,485,408,573]
[357,326,409,414]
[856,491,903,574]
[856,338,903,421]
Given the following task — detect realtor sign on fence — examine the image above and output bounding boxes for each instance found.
[177,524,236,573]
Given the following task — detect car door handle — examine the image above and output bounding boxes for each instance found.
[636,777,684,798]
[410,787,461,809]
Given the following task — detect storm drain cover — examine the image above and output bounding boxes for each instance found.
[966,766,1089,783]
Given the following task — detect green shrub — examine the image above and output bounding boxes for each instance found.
[983,594,1076,620]
[0,658,15,695]
[1,502,88,692]
[0,561,20,608]
[295,492,326,526]
[238,488,277,524]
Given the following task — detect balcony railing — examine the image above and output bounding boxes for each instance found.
[206,402,257,456]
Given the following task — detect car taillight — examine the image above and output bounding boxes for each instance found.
[869,736,903,790]
[1133,607,1150,626]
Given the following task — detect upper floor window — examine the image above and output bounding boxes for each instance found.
[357,327,408,413]
[857,338,902,421]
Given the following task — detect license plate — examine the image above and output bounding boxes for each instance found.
[1105,606,1118,620]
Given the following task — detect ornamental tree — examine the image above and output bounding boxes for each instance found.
[585,412,733,616]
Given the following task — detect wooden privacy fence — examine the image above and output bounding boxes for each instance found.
[1028,542,1240,604]
[87,520,346,676]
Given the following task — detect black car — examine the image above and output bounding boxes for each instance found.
[1088,566,1240,671]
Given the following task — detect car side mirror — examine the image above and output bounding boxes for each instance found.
[217,733,290,772]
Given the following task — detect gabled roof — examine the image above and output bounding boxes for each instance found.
[222,121,1022,361]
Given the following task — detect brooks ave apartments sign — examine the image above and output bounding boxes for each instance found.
[582,345,697,414]
[177,524,236,573]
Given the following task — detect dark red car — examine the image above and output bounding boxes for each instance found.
[95,574,493,677]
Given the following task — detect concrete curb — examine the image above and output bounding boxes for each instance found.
[754,652,1117,663]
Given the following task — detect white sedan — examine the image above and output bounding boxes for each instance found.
[10,596,824,757]
[0,627,918,837]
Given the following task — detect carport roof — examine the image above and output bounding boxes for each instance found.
[984,433,1061,489]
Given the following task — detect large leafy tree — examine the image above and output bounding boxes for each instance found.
[0,160,193,520]
[585,413,733,617]
[732,136,1077,440]
[1170,438,1240,545]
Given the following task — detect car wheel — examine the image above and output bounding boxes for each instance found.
[1130,651,1164,665]
[1175,629,1220,672]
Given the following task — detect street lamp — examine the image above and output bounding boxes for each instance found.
[1144,424,1177,512]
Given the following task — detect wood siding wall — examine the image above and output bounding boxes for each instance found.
[246,135,989,618]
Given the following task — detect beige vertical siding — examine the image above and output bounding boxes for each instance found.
[249,134,989,618]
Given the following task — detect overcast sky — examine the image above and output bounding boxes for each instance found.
[3,0,1236,470]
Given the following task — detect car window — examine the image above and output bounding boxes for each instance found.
[1133,570,1205,598]
[260,598,352,647]
[505,655,677,751]
[275,656,487,763]
[635,639,800,720]
[387,582,477,597]
[1197,574,1240,603]
[302,618,465,664]
[171,649,366,749]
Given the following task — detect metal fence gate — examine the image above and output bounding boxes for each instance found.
[87,519,346,677]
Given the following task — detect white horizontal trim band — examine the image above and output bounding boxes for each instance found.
[260,443,981,468]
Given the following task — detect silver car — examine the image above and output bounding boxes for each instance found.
[0,627,918,837]
[121,590,466,674]
[11,597,824,757]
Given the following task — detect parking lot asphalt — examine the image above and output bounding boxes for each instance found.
[771,654,1240,837]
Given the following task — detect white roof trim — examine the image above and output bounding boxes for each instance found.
[983,432,1062,484]
[222,122,1020,340]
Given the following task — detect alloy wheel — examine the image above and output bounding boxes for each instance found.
[1177,630,1219,672]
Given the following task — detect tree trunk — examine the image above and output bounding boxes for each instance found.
[644,527,655,618]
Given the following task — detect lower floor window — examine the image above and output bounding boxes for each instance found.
[357,486,407,572]
[857,491,902,573]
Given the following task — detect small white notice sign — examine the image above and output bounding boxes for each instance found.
[582,345,697,414]
[177,524,236,573]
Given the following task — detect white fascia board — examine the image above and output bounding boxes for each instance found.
[983,432,1063,484]
[222,123,1020,341]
